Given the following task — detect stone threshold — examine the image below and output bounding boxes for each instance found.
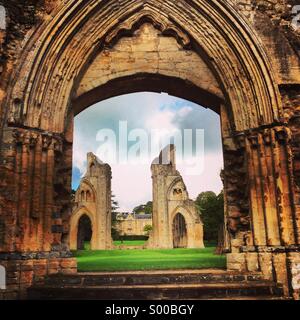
[74,269,236,276]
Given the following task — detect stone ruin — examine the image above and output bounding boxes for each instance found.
[0,0,299,299]
[70,153,113,250]
[70,148,204,251]
[148,145,204,249]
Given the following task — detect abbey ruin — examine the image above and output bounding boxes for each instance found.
[70,153,112,251]
[0,0,300,300]
[70,147,204,251]
[148,145,204,249]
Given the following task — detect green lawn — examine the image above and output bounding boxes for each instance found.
[73,246,226,272]
[84,240,146,250]
[114,240,146,246]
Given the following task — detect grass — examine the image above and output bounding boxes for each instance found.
[73,244,226,272]
[113,240,146,246]
[83,240,146,250]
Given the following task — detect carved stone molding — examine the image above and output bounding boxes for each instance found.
[248,134,259,149]
[104,12,192,49]
[275,127,292,145]
[5,0,281,133]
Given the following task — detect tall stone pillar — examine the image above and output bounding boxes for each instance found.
[69,153,113,251]
[149,145,204,249]
[0,127,76,299]
[225,125,300,298]
[150,165,172,248]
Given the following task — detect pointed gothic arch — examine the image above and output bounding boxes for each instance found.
[77,214,92,250]
[0,0,299,299]
[172,213,188,248]
[69,207,96,251]
[6,0,281,133]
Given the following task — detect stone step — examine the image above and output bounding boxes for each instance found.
[28,281,283,300]
[43,269,265,287]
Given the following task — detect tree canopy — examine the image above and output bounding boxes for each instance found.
[195,191,224,242]
[111,194,120,240]
[143,224,153,236]
[133,201,153,215]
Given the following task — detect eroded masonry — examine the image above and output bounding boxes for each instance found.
[148,145,204,249]
[0,0,300,299]
[70,153,112,251]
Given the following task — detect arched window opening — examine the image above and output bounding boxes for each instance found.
[81,190,85,202]
[173,188,183,196]
[86,190,92,202]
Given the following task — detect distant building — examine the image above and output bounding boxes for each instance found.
[116,213,152,236]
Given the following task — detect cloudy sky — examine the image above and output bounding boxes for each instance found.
[72,92,224,212]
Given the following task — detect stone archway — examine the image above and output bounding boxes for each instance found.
[69,208,96,251]
[77,215,92,251]
[0,0,299,299]
[172,213,188,249]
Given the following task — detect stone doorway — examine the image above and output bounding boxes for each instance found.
[1,0,300,299]
[172,213,188,249]
[77,215,92,251]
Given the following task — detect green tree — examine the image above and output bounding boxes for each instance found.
[133,201,153,215]
[143,224,153,236]
[111,194,121,240]
[195,191,224,243]
[111,194,119,212]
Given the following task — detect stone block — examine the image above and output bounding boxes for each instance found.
[60,258,77,269]
[258,252,273,280]
[48,259,59,270]
[287,252,300,300]
[33,260,47,269]
[48,268,59,275]
[273,253,289,297]
[226,253,246,271]
[61,268,77,275]
[20,271,33,285]
[20,261,33,271]
[246,253,259,272]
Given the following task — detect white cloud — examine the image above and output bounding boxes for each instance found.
[146,109,177,131]
[177,152,224,200]
[111,164,152,212]
[73,131,89,176]
[177,106,193,118]
[110,152,223,212]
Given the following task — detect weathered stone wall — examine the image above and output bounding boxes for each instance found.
[0,126,76,299]
[0,0,299,299]
[0,256,76,300]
